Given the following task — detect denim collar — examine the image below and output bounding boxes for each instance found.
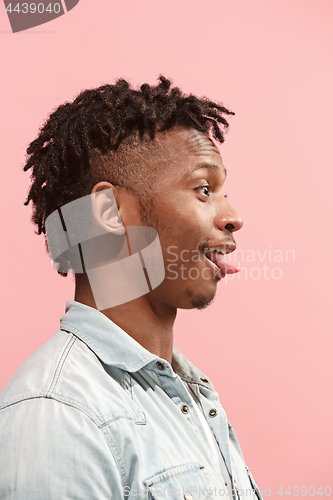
[60,300,214,389]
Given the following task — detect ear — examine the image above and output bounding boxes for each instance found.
[91,182,125,236]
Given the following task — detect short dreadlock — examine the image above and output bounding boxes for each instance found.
[24,75,234,277]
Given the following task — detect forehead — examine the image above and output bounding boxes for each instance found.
[161,126,220,156]
[156,127,224,179]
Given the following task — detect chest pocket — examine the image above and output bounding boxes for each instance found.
[143,462,210,500]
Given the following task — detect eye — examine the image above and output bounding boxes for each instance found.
[195,185,211,196]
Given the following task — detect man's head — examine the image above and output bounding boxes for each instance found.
[120,126,243,310]
[24,76,242,309]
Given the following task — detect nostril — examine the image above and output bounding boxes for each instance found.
[224,223,235,231]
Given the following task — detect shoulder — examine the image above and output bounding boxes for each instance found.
[0,331,131,498]
[0,330,128,420]
[0,330,75,408]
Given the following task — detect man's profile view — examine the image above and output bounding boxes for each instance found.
[0,76,262,499]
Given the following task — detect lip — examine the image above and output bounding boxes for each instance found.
[202,242,237,256]
[201,241,239,279]
[204,255,226,280]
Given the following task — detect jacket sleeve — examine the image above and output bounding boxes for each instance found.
[0,397,125,500]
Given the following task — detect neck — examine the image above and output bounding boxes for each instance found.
[74,276,177,364]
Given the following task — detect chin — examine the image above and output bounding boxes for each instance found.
[184,287,217,310]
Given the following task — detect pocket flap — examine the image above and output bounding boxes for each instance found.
[143,462,209,499]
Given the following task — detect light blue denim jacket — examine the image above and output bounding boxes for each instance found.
[0,300,262,500]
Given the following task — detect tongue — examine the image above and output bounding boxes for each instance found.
[205,251,240,274]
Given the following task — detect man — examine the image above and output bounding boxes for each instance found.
[0,76,262,499]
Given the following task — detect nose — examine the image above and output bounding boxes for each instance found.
[216,200,243,233]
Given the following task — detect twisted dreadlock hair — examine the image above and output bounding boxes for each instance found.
[24,75,234,277]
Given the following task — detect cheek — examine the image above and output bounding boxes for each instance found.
[158,225,206,262]
[154,195,212,242]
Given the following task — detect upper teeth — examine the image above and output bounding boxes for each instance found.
[205,247,226,254]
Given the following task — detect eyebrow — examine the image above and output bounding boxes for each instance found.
[183,162,227,179]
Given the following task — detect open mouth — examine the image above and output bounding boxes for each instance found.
[203,247,240,275]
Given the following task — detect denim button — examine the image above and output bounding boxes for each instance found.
[156,361,165,370]
[208,408,218,417]
[181,404,189,414]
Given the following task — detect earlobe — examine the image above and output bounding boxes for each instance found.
[91,182,125,235]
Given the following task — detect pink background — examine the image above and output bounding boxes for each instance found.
[1,0,332,496]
